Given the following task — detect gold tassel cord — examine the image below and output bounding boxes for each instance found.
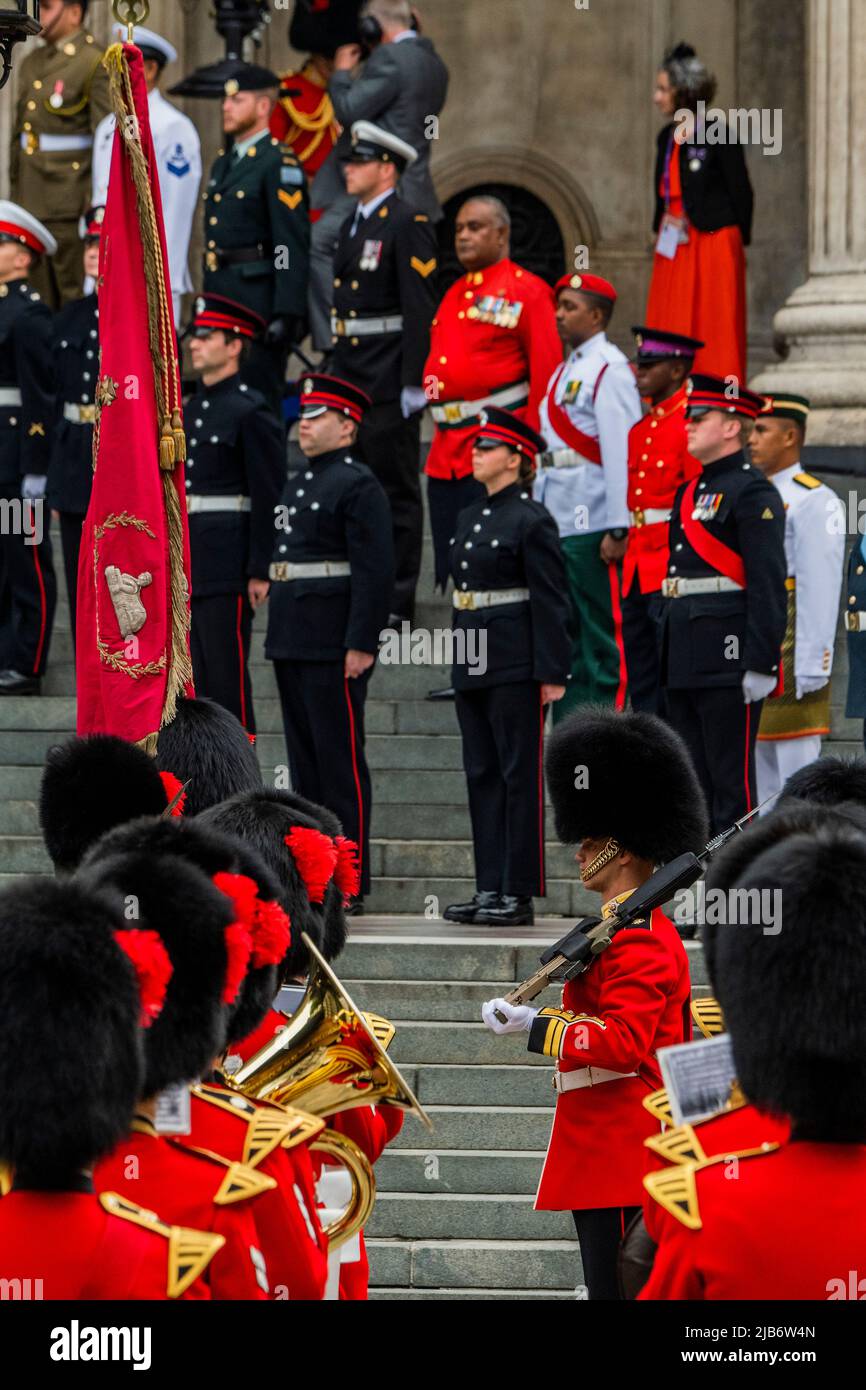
[103,43,192,726]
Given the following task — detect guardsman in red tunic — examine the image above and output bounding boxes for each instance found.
[422,196,561,594]
[641,820,866,1300]
[270,61,341,184]
[0,876,221,1300]
[482,708,706,1299]
[622,326,702,714]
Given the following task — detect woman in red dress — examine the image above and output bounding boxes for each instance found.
[647,43,753,382]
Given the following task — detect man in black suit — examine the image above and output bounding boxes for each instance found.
[307,0,448,349]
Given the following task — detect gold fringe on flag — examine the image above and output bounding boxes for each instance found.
[103,43,192,735]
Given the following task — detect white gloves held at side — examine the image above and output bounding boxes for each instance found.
[21,474,47,501]
[796,675,829,700]
[481,998,538,1035]
[400,386,429,419]
[742,670,777,705]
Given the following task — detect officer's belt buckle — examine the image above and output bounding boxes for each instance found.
[333,319,346,337]
[847,611,866,632]
[79,404,97,424]
[632,508,645,528]
[270,562,289,581]
[662,577,680,598]
[25,132,37,156]
[443,402,464,425]
[205,250,218,273]
[454,591,476,611]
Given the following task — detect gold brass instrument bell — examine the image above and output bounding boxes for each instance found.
[231,933,432,1249]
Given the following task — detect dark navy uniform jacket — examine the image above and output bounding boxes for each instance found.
[330,192,438,404]
[184,374,286,598]
[47,291,98,515]
[265,446,394,661]
[662,449,787,690]
[845,539,866,719]
[449,481,571,692]
[0,279,53,488]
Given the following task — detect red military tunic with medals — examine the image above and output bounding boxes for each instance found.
[623,383,700,598]
[529,907,691,1211]
[423,258,561,481]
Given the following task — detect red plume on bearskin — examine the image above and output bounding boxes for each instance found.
[222,921,253,1005]
[113,928,173,1027]
[212,870,259,929]
[251,898,292,967]
[284,826,338,904]
[158,770,186,816]
[333,835,360,902]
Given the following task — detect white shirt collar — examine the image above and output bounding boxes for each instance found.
[576,330,607,358]
[233,127,270,160]
[352,189,395,231]
[392,30,417,42]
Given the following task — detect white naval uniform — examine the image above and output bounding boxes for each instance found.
[533,331,641,537]
[91,88,201,326]
[756,463,844,806]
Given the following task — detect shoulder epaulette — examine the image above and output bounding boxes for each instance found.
[691,996,725,1038]
[164,1140,277,1204]
[192,1084,303,1167]
[644,1123,707,1167]
[364,1012,396,1050]
[793,471,821,490]
[642,1144,781,1231]
[642,1086,674,1125]
[279,1106,326,1150]
[99,1191,225,1297]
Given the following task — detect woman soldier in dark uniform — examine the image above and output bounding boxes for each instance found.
[443,406,571,927]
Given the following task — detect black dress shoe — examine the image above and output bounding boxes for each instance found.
[474,895,535,926]
[344,897,365,917]
[0,669,40,695]
[427,686,456,702]
[443,891,501,923]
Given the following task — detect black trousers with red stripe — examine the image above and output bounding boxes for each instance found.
[273,659,373,895]
[58,511,85,647]
[190,593,256,734]
[0,490,56,678]
[665,686,762,834]
[455,680,546,898]
[572,1205,640,1300]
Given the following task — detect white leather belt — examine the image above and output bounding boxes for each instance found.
[553,1066,638,1093]
[20,132,93,152]
[630,507,672,527]
[331,313,403,337]
[847,612,866,632]
[187,495,251,514]
[63,401,96,424]
[430,380,530,426]
[0,388,22,407]
[453,587,530,611]
[538,447,598,470]
[662,576,743,598]
[269,560,351,581]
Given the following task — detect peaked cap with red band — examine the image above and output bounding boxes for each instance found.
[299,372,371,424]
[686,373,765,420]
[190,291,266,340]
[0,199,57,257]
[474,404,546,460]
[555,271,617,304]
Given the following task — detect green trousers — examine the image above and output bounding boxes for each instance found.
[555,531,626,723]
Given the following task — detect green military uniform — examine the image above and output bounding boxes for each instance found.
[10,27,111,307]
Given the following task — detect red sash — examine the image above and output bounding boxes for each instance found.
[678,478,746,587]
[544,364,602,464]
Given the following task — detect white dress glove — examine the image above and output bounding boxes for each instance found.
[796,675,828,700]
[21,474,47,501]
[742,670,777,704]
[481,998,538,1035]
[400,385,429,419]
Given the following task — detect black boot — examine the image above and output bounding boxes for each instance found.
[344,896,365,917]
[443,891,501,924]
[0,669,41,695]
[427,686,456,702]
[474,895,535,926]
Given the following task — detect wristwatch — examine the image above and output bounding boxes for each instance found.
[607,528,628,542]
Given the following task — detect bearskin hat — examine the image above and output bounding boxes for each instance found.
[76,845,238,1098]
[263,789,351,961]
[0,878,143,1179]
[703,800,866,986]
[81,815,288,1047]
[776,755,866,812]
[289,0,362,58]
[715,825,866,1138]
[544,707,709,862]
[155,697,262,817]
[197,790,330,971]
[39,733,174,872]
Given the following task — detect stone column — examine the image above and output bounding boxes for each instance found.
[751,0,866,443]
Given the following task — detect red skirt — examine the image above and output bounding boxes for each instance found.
[646,223,747,381]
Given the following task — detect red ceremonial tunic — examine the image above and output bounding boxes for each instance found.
[531,909,691,1211]
[640,1140,866,1300]
[184,1083,329,1300]
[423,258,561,481]
[623,385,701,597]
[95,1121,270,1300]
[645,145,747,382]
[269,64,339,191]
[0,1188,213,1299]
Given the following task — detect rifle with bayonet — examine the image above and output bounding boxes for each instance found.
[494,801,768,1022]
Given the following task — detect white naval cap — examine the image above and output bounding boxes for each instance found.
[348,121,418,169]
[111,23,178,67]
[0,201,57,257]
